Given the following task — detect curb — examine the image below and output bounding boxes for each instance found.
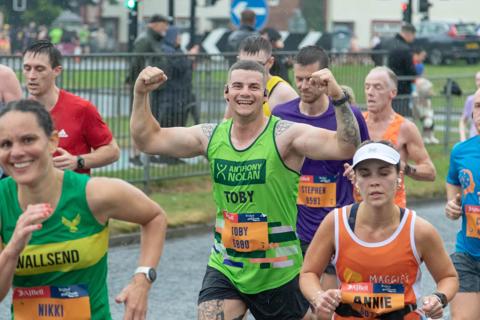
[109,223,213,247]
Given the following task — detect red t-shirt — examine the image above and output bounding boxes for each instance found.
[51,90,113,175]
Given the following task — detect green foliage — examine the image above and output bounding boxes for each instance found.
[1,0,64,26]
[301,0,326,31]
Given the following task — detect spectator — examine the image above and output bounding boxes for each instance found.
[413,47,427,76]
[227,9,257,53]
[0,30,11,55]
[378,23,417,117]
[128,14,170,167]
[459,71,480,141]
[48,26,63,45]
[23,40,120,175]
[413,78,438,144]
[151,26,199,165]
[260,27,291,82]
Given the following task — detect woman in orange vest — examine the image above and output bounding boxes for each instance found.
[300,140,458,319]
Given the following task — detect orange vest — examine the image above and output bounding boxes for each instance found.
[333,205,421,319]
[362,112,407,207]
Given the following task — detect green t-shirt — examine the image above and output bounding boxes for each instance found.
[0,171,110,319]
[207,116,302,294]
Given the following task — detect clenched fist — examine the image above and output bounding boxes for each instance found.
[134,66,168,95]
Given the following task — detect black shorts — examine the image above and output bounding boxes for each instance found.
[198,266,310,320]
[300,239,336,275]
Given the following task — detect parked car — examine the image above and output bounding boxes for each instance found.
[414,21,480,65]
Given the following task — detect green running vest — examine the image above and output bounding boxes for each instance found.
[207,116,302,294]
[0,170,110,319]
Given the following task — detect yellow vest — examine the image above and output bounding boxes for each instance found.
[263,76,288,116]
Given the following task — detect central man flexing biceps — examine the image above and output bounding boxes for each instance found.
[130,60,360,319]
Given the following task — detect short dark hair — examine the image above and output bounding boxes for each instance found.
[240,9,256,26]
[23,40,62,68]
[294,45,329,69]
[1,99,54,136]
[239,35,272,56]
[228,60,267,86]
[401,23,416,34]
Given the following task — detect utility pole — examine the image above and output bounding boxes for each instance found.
[189,0,196,48]
[168,0,175,19]
[126,0,138,51]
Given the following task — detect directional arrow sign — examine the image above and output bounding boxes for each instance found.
[202,28,229,54]
[231,0,269,31]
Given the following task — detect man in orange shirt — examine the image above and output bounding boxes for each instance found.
[346,66,435,207]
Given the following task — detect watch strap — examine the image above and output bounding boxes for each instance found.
[432,291,448,308]
[134,266,155,283]
[332,89,349,107]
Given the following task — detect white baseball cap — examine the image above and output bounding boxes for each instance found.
[352,142,400,169]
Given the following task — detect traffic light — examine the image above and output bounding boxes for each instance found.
[401,2,412,23]
[125,0,137,10]
[419,0,432,13]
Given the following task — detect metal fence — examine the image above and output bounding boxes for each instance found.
[0,51,476,187]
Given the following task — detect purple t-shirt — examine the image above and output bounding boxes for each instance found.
[272,97,370,243]
[463,95,479,138]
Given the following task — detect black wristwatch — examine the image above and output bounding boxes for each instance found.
[332,90,350,107]
[433,291,448,308]
[134,266,157,283]
[76,156,85,169]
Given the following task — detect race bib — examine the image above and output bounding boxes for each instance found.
[465,205,480,239]
[341,282,405,318]
[297,175,336,208]
[222,211,268,252]
[13,284,91,319]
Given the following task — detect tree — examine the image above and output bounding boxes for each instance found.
[301,0,326,31]
[0,0,66,26]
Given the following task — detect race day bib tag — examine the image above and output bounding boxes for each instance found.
[341,282,405,317]
[297,175,336,208]
[465,205,480,239]
[13,284,91,320]
[222,211,268,252]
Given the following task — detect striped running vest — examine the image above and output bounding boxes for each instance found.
[207,116,302,294]
[333,205,421,320]
[0,171,110,319]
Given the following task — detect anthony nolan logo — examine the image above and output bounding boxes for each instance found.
[62,214,81,233]
[213,159,266,186]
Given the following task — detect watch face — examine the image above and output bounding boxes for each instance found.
[148,268,157,282]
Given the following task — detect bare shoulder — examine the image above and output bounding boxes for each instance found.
[274,119,297,137]
[400,118,422,137]
[199,123,218,141]
[413,214,440,243]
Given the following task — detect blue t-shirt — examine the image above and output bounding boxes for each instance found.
[447,135,480,259]
[272,97,370,243]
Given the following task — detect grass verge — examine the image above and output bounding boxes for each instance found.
[110,144,452,235]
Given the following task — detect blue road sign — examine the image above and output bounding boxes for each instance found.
[230,0,269,31]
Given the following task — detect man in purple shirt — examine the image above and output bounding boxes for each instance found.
[459,71,480,141]
[272,45,369,289]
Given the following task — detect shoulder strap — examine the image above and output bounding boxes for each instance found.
[348,203,360,232]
